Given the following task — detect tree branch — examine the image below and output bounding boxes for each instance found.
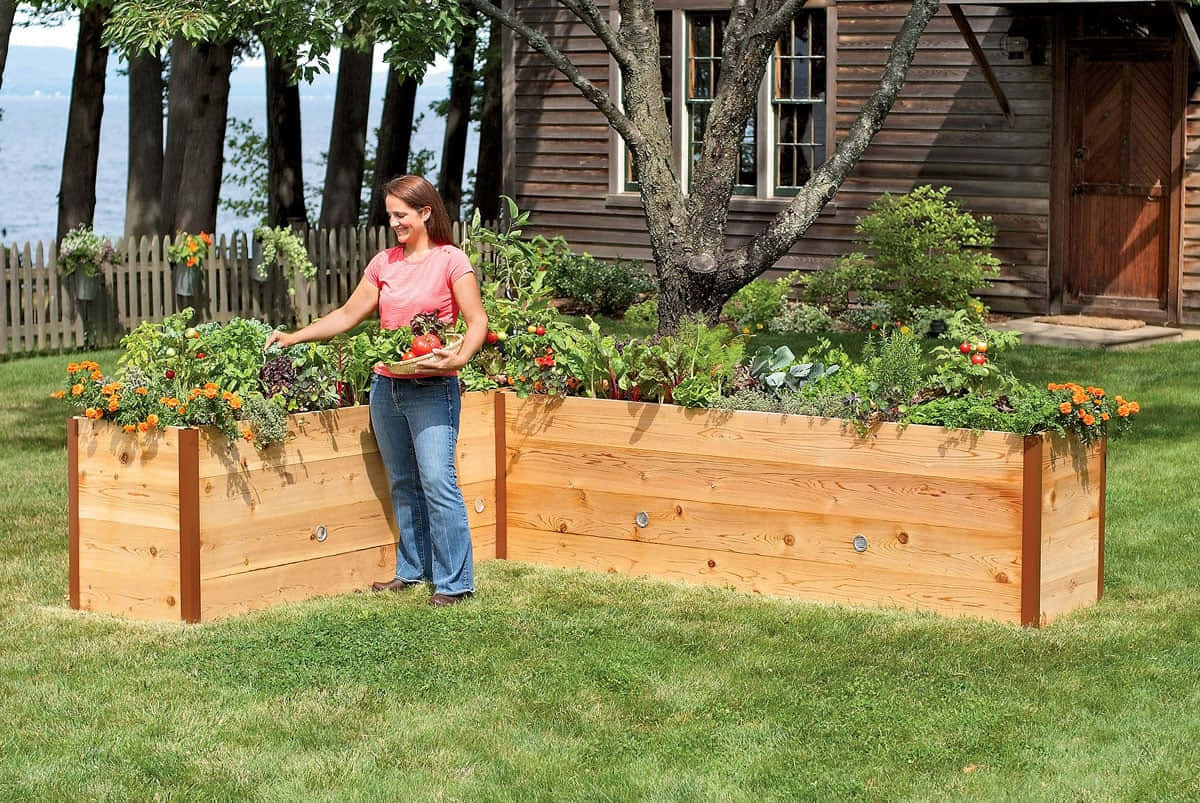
[465,0,645,149]
[730,0,941,284]
[554,0,635,70]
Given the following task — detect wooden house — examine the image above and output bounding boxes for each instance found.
[501,1,1200,324]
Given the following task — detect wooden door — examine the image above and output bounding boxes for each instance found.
[1065,41,1176,313]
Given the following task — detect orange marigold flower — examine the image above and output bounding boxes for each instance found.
[221,390,233,400]
[91,370,103,381]
[1101,412,1111,422]
[123,424,136,433]
[204,388,218,399]
[1072,392,1087,405]
[1083,414,1096,426]
[228,396,242,410]
[138,421,151,433]
[1093,388,1105,398]
[1047,382,1059,391]
[135,386,148,395]
[242,429,254,441]
[1077,408,1087,419]
[188,388,201,399]
[200,231,212,245]
[50,390,66,399]
[204,382,219,391]
[1059,402,1073,414]
[1117,405,1130,417]
[1115,395,1126,405]
[160,397,171,405]
[1129,401,1140,414]
[84,407,98,419]
[71,384,84,396]
[67,362,79,372]
[186,256,197,266]
[177,405,187,415]
[166,398,179,408]
[187,239,199,253]
[146,413,159,426]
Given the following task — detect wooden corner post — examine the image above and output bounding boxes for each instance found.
[178,428,202,622]
[494,391,508,560]
[1021,435,1044,627]
[67,418,80,610]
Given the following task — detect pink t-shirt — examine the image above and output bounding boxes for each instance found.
[364,244,475,378]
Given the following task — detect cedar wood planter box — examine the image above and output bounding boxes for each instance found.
[500,395,1105,627]
[69,392,1104,626]
[68,394,499,622]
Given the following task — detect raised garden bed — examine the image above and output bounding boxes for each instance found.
[499,395,1104,627]
[68,393,499,622]
[69,391,1104,626]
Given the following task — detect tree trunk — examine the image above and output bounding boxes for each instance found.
[0,0,17,93]
[367,66,418,227]
[161,36,202,232]
[125,49,164,239]
[174,41,234,234]
[319,39,373,228]
[265,43,307,226]
[437,12,478,222]
[57,3,109,241]
[473,16,503,222]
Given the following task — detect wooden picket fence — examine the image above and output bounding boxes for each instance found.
[0,222,493,356]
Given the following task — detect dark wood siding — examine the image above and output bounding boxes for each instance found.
[1182,82,1200,323]
[508,2,1056,314]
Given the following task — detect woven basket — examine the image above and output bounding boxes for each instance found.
[380,332,465,375]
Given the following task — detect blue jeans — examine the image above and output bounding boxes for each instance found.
[369,374,474,595]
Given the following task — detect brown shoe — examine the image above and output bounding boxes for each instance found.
[371,578,421,592]
[428,592,471,607]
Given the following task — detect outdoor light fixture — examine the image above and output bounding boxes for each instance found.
[1001,35,1028,60]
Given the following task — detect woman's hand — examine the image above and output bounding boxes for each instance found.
[413,347,467,373]
[264,329,294,351]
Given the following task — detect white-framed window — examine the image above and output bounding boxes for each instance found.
[618,4,834,200]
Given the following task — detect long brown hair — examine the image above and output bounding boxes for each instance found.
[383,175,455,246]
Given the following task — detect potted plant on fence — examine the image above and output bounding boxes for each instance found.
[252,226,317,295]
[167,231,212,296]
[58,224,117,302]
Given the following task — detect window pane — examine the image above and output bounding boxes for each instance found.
[773,10,827,191]
[694,61,712,98]
[693,18,711,58]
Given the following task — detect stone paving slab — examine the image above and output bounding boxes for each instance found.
[994,317,1185,350]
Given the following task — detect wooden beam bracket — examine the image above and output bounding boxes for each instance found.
[948,4,1016,127]
[1175,4,1200,70]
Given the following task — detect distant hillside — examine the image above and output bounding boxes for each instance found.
[1,45,384,99]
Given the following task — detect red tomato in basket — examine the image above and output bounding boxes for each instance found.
[410,334,443,357]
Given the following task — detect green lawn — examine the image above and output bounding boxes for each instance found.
[2,340,1199,801]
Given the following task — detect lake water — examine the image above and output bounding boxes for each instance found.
[0,61,475,245]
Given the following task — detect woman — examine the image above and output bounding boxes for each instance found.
[265,175,487,606]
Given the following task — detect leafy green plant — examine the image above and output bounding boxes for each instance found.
[723,272,798,332]
[463,197,541,293]
[748,344,839,398]
[166,231,212,268]
[58,224,117,277]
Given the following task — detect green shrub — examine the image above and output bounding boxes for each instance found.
[803,186,1000,321]
[623,298,659,330]
[527,234,653,317]
[799,253,885,315]
[769,302,835,334]
[723,271,798,332]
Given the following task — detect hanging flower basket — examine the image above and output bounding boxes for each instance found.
[73,270,100,302]
[174,263,201,296]
[166,232,212,297]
